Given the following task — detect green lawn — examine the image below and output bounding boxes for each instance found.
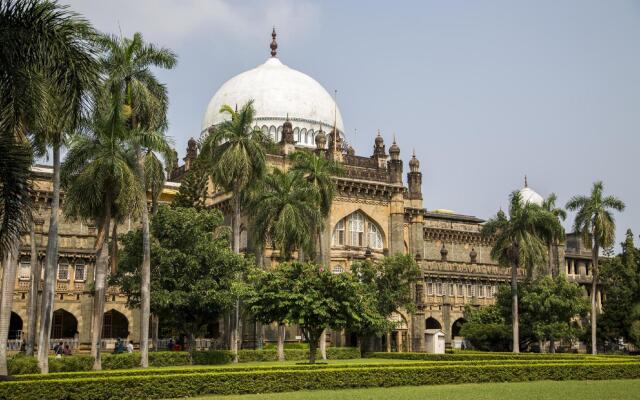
[189,380,640,400]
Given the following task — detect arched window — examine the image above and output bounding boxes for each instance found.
[18,259,30,280]
[57,261,69,281]
[74,262,86,282]
[332,212,385,249]
[349,212,364,246]
[332,219,345,246]
[368,223,383,249]
[332,265,344,274]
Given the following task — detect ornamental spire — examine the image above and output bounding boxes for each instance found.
[524,174,528,188]
[270,27,278,57]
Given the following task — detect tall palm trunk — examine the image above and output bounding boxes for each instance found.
[91,194,112,370]
[0,243,19,375]
[38,144,61,374]
[591,243,599,354]
[134,144,151,368]
[511,261,520,353]
[319,329,327,360]
[110,223,118,275]
[230,191,241,363]
[26,221,41,356]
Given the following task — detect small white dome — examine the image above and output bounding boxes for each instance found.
[519,186,544,206]
[201,57,344,147]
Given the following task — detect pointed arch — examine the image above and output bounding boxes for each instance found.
[425,317,442,330]
[452,318,467,337]
[9,312,23,340]
[51,309,78,338]
[332,209,385,250]
[102,309,129,339]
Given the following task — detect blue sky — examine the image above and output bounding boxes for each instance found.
[64,0,640,250]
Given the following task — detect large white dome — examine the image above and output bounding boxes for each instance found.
[201,57,344,148]
[519,177,544,206]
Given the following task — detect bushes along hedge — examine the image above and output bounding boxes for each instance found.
[366,351,629,362]
[1,361,639,400]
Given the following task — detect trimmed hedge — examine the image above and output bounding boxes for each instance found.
[9,357,638,382]
[7,348,359,375]
[366,352,630,362]
[1,362,638,399]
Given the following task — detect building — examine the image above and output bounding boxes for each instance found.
[7,31,598,352]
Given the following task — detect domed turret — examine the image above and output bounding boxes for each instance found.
[315,126,327,150]
[409,150,420,172]
[389,137,400,160]
[346,145,355,156]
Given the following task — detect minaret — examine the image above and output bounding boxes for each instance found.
[372,130,387,168]
[184,137,198,171]
[407,149,422,200]
[387,136,402,184]
[279,115,295,155]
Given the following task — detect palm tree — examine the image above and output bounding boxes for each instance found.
[0,0,99,375]
[542,193,567,277]
[289,150,343,263]
[61,87,139,370]
[481,191,563,352]
[98,32,176,367]
[248,169,322,360]
[199,100,269,361]
[566,181,625,354]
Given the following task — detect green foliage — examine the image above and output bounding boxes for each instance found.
[248,169,322,259]
[246,262,375,362]
[172,164,208,210]
[519,276,590,346]
[600,229,640,347]
[2,361,639,399]
[350,254,421,336]
[460,304,511,351]
[289,150,344,216]
[111,206,249,341]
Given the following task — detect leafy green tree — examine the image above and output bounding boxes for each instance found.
[0,0,100,375]
[199,100,270,361]
[173,165,208,210]
[99,32,177,367]
[289,151,343,263]
[600,229,639,346]
[460,304,511,351]
[246,262,372,364]
[566,181,625,354]
[482,191,563,352]
[349,255,421,348]
[112,206,249,350]
[61,88,139,369]
[518,276,589,352]
[542,193,567,276]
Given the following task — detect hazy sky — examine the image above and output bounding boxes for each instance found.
[63,0,640,251]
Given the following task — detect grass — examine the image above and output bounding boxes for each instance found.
[188,379,640,400]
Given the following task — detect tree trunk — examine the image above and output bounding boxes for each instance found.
[319,329,327,360]
[135,144,151,368]
[0,243,19,375]
[37,144,61,374]
[230,192,241,363]
[26,221,41,356]
[308,332,318,364]
[591,244,599,355]
[548,243,554,276]
[91,195,111,370]
[277,323,285,361]
[511,262,520,353]
[151,314,159,352]
[550,337,556,353]
[110,223,118,275]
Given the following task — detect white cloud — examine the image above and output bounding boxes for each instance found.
[62,0,320,46]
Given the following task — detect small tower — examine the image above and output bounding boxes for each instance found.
[184,137,198,170]
[387,136,402,184]
[315,126,327,156]
[279,115,296,155]
[407,149,422,200]
[372,130,387,168]
[328,127,343,162]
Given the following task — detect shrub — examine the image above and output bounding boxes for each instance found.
[8,356,94,375]
[1,362,638,399]
[191,350,234,365]
[365,351,629,362]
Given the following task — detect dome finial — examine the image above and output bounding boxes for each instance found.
[524,174,528,188]
[270,27,278,57]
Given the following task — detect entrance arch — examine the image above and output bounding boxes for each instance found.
[425,317,442,330]
[9,312,23,340]
[51,309,78,338]
[452,318,467,337]
[102,309,129,339]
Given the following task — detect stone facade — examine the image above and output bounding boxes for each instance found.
[7,131,598,352]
